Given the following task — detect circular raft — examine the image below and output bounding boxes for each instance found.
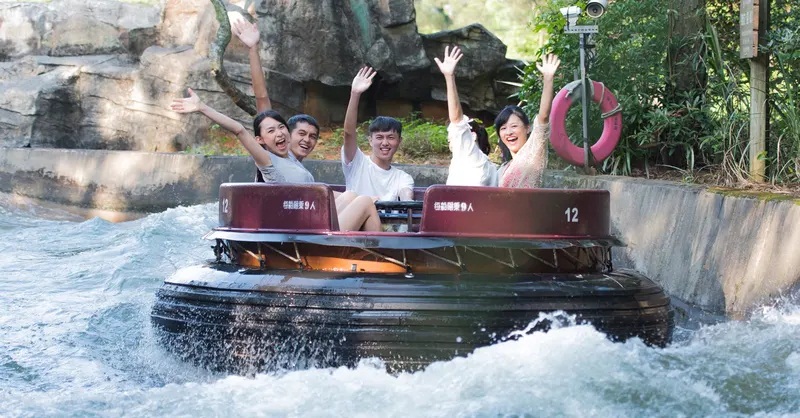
[151,264,674,373]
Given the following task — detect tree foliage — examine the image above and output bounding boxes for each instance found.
[415,0,546,59]
[518,0,800,183]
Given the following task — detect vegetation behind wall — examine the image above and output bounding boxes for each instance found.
[518,0,800,185]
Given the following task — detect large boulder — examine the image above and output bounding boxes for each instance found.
[0,0,160,59]
[0,48,257,151]
[423,24,524,112]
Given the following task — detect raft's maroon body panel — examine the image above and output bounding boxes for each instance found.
[419,185,609,238]
[219,183,339,232]
[216,183,611,240]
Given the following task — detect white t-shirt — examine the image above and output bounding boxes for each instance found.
[341,148,414,201]
[445,115,498,187]
[257,151,315,183]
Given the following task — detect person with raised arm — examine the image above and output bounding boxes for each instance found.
[494,54,561,188]
[434,45,498,186]
[232,18,319,163]
[170,89,381,232]
[342,67,414,201]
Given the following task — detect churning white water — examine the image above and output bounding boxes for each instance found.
[1,199,798,417]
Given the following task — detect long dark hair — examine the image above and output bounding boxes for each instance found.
[469,120,490,156]
[493,105,530,162]
[253,110,288,182]
[253,109,288,135]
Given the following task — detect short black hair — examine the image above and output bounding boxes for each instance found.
[287,114,320,135]
[493,105,531,162]
[368,116,402,137]
[253,109,288,135]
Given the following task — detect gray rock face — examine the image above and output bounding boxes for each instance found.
[423,24,524,114]
[0,51,255,151]
[0,0,518,150]
[244,0,429,86]
[0,0,161,59]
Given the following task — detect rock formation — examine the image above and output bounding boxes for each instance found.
[0,0,523,151]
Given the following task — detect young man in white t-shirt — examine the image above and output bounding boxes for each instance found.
[341,67,414,202]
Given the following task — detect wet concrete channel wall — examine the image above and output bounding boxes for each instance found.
[2,147,798,319]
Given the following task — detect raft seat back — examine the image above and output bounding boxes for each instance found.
[419,185,611,238]
[218,183,339,232]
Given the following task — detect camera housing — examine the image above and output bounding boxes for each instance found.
[586,0,608,18]
[560,5,581,26]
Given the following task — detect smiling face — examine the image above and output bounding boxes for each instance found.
[498,113,531,155]
[289,121,319,161]
[256,117,290,157]
[368,130,401,168]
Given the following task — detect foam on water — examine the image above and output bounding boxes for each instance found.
[1,202,798,417]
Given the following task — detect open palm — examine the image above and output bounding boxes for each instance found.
[434,45,463,76]
[536,54,561,78]
[232,19,260,48]
[170,88,202,113]
[351,66,376,94]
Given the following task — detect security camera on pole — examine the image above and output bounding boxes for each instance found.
[552,0,622,172]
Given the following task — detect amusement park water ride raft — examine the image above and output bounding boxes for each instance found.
[151,183,674,372]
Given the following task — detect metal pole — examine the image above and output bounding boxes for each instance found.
[579,33,591,171]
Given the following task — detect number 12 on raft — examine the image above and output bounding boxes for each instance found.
[564,207,579,223]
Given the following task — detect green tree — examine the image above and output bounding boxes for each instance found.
[415,0,546,59]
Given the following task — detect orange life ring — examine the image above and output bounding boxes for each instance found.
[549,79,622,166]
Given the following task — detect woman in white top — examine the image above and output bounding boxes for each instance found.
[170,89,381,232]
[434,46,498,186]
[435,46,560,188]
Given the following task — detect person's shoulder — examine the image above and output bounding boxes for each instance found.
[447,115,471,131]
[341,146,366,170]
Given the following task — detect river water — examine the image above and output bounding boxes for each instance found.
[1,199,798,417]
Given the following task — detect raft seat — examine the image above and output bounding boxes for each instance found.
[329,185,427,233]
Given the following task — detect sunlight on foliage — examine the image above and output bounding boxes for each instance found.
[415,0,546,60]
[517,0,800,184]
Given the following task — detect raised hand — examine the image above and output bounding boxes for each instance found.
[434,45,463,76]
[170,88,203,114]
[232,18,260,49]
[536,54,561,80]
[351,66,376,95]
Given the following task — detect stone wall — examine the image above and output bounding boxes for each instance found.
[544,173,800,319]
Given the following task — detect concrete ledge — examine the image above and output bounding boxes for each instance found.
[2,147,798,318]
[545,173,800,318]
[0,148,447,211]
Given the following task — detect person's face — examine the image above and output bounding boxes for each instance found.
[498,114,530,155]
[289,122,319,161]
[256,117,290,157]
[368,130,401,165]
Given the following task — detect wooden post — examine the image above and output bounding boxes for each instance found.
[741,0,769,182]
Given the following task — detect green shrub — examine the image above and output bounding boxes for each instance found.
[519,0,800,184]
[184,124,248,156]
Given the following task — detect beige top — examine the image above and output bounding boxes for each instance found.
[498,119,550,188]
